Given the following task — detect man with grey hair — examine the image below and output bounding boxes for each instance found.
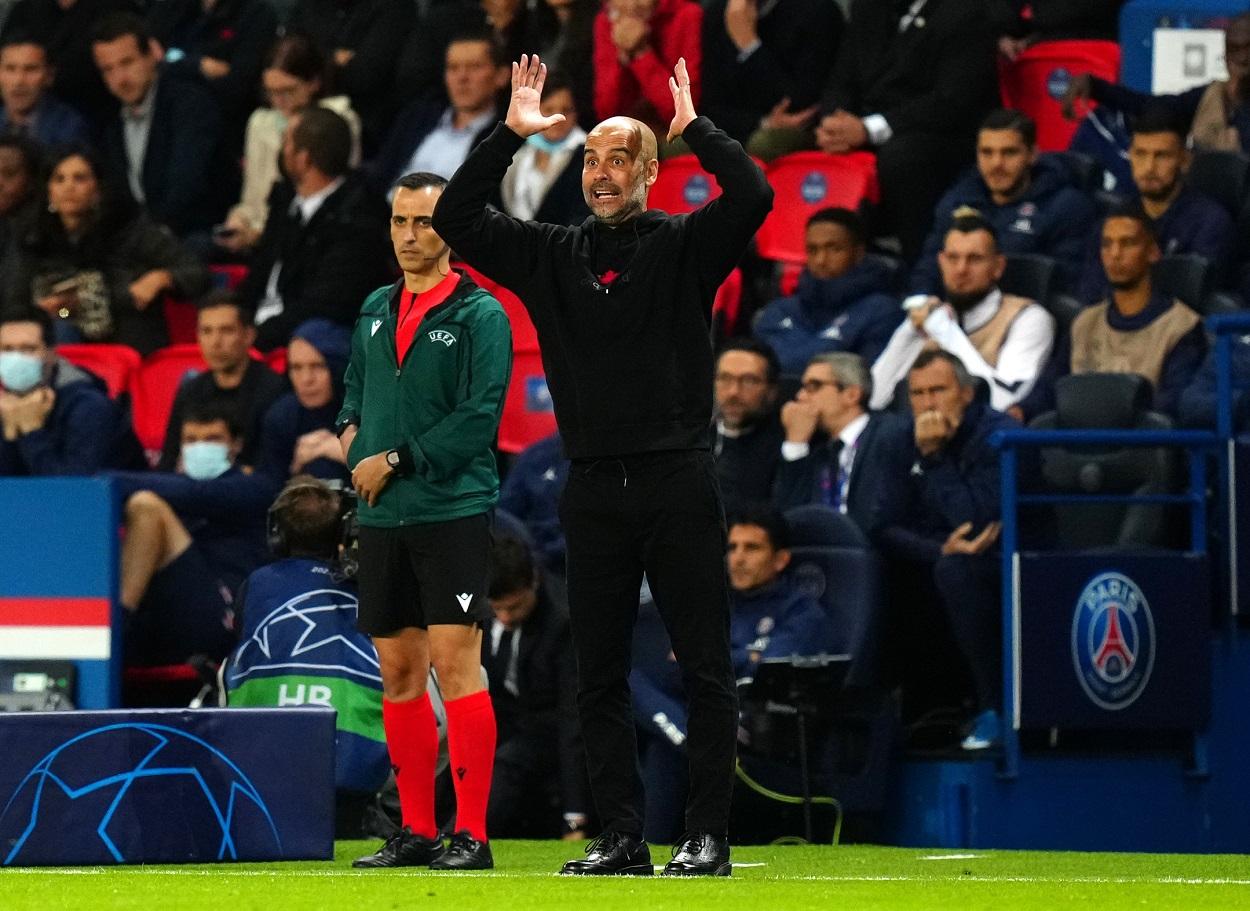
[775,351,910,539]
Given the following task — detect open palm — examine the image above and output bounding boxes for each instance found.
[505,54,566,138]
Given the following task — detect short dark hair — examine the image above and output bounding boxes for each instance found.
[718,337,780,385]
[0,133,41,183]
[181,397,243,439]
[263,32,327,88]
[728,503,790,552]
[0,309,54,347]
[806,207,866,246]
[290,107,351,177]
[979,108,1037,147]
[395,171,448,194]
[0,32,48,57]
[946,210,999,251]
[91,12,155,50]
[908,348,975,389]
[1130,103,1187,142]
[489,534,538,598]
[447,28,507,68]
[271,476,342,559]
[1101,201,1158,244]
[542,71,575,100]
[196,289,253,325]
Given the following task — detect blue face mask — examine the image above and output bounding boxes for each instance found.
[0,352,44,394]
[526,133,567,154]
[182,441,232,480]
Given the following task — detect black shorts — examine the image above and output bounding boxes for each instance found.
[356,513,494,635]
[125,545,235,666]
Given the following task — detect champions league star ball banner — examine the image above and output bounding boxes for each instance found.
[0,708,335,866]
[1017,553,1211,730]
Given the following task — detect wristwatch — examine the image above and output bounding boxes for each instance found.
[385,449,401,470]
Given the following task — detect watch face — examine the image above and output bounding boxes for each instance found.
[387,451,400,467]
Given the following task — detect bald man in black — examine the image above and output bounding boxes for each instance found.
[433,55,772,876]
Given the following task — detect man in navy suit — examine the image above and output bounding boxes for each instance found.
[92,12,224,241]
[774,351,911,540]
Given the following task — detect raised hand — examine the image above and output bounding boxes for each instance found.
[504,54,566,138]
[667,57,696,142]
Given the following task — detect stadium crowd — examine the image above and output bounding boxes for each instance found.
[3,0,1250,838]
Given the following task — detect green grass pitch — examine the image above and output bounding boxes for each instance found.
[6,840,1250,910]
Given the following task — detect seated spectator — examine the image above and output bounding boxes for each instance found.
[813,0,997,260]
[1179,336,1250,432]
[0,0,134,129]
[713,338,783,513]
[239,107,391,350]
[497,73,588,225]
[112,398,279,665]
[1062,13,1250,155]
[0,145,209,354]
[216,34,363,256]
[0,35,90,146]
[1018,206,1207,422]
[257,318,352,484]
[158,290,286,472]
[0,134,39,253]
[631,504,833,841]
[775,351,911,538]
[498,430,568,573]
[879,349,1014,750]
[754,208,901,374]
[370,31,506,196]
[1076,105,1237,302]
[287,0,415,154]
[147,0,277,148]
[484,533,588,839]
[699,0,842,154]
[93,12,226,245]
[592,0,701,145]
[872,214,1054,412]
[911,109,1097,295]
[0,309,139,475]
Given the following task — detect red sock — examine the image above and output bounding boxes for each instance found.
[444,689,496,842]
[382,694,439,838]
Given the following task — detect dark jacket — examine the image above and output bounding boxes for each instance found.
[148,0,277,131]
[1076,187,1239,303]
[240,172,392,350]
[2,207,210,356]
[0,359,133,476]
[1179,337,1250,432]
[110,466,278,594]
[158,358,287,472]
[879,402,1017,565]
[754,257,901,374]
[432,116,773,459]
[1019,290,1208,421]
[336,272,512,528]
[495,145,591,227]
[0,94,89,147]
[100,71,225,236]
[700,0,843,143]
[482,573,586,814]
[498,431,568,572]
[714,413,783,515]
[368,100,497,196]
[1088,75,1250,155]
[820,0,997,141]
[730,577,836,681]
[986,0,1123,41]
[911,155,1098,295]
[773,410,913,539]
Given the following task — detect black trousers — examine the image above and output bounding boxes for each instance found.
[933,552,1003,714]
[559,449,737,837]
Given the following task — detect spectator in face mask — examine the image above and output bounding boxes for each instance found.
[109,398,280,666]
[0,309,140,475]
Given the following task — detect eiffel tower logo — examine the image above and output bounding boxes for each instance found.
[1093,604,1134,678]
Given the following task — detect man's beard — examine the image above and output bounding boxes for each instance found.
[947,287,992,312]
[1138,179,1177,203]
[591,180,648,226]
[1108,275,1147,291]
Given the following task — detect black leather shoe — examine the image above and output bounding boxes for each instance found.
[429,831,493,870]
[351,827,445,868]
[662,832,731,876]
[560,831,653,875]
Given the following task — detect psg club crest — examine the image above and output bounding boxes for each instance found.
[1071,572,1156,711]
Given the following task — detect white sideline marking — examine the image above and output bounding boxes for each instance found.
[920,854,985,861]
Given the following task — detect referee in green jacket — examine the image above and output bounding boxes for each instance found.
[336,171,512,871]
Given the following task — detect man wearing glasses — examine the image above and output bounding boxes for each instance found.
[713,339,783,513]
[869,212,1054,412]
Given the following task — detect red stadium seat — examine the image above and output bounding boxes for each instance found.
[129,344,208,458]
[55,343,141,398]
[756,152,878,264]
[459,264,540,352]
[713,268,743,335]
[209,263,249,290]
[498,349,557,454]
[649,155,722,214]
[265,346,287,376]
[998,40,1121,152]
[163,297,198,345]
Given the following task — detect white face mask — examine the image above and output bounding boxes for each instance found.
[0,351,45,394]
[181,441,232,480]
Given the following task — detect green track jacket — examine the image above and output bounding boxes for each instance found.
[336,271,512,527]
